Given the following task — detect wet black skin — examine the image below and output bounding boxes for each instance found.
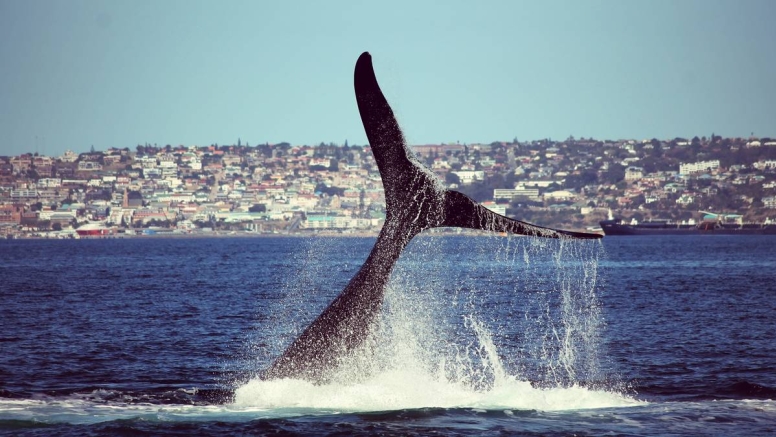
[262,52,602,382]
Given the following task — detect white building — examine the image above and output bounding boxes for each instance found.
[451,170,485,185]
[520,180,560,188]
[37,178,62,188]
[625,166,644,181]
[679,160,720,175]
[11,189,38,199]
[77,161,103,171]
[481,201,506,216]
[493,187,540,200]
[59,150,79,163]
[753,160,776,170]
[543,190,576,201]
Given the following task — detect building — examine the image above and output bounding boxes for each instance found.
[493,187,540,200]
[481,201,506,216]
[451,170,484,185]
[59,150,78,162]
[625,166,644,181]
[77,161,103,171]
[679,160,720,175]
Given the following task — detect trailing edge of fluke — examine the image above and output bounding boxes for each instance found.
[262,52,602,382]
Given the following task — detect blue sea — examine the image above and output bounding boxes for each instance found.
[1,235,775,436]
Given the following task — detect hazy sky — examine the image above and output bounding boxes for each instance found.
[1,0,774,157]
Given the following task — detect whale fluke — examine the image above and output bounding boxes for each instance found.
[262,52,601,382]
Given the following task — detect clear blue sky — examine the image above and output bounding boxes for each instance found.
[1,0,774,157]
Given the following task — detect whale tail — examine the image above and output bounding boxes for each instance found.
[262,52,600,383]
[354,52,601,240]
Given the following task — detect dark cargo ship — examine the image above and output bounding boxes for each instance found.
[600,211,776,236]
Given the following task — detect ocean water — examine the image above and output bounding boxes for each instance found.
[1,235,775,436]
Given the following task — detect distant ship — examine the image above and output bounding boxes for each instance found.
[600,210,776,236]
[75,222,113,237]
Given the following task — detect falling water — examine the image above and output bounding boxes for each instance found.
[234,234,635,411]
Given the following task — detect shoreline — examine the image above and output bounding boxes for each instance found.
[4,227,602,240]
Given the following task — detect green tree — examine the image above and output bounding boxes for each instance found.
[564,170,597,190]
[445,172,461,186]
[600,165,626,185]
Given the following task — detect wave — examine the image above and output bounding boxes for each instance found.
[3,396,775,433]
[0,384,638,427]
[233,371,639,412]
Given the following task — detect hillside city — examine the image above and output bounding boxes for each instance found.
[2,135,776,238]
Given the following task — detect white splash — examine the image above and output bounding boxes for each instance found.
[233,368,637,412]
[236,235,639,413]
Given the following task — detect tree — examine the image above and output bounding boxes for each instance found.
[315,183,344,197]
[457,182,493,202]
[600,164,626,185]
[564,170,597,190]
[691,136,702,153]
[445,172,461,186]
[86,189,112,202]
[650,138,663,157]
[249,204,266,213]
[488,173,507,189]
[146,218,171,228]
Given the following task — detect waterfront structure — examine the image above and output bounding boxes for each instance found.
[1,133,775,238]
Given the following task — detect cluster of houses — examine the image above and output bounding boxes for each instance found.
[1,135,775,238]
